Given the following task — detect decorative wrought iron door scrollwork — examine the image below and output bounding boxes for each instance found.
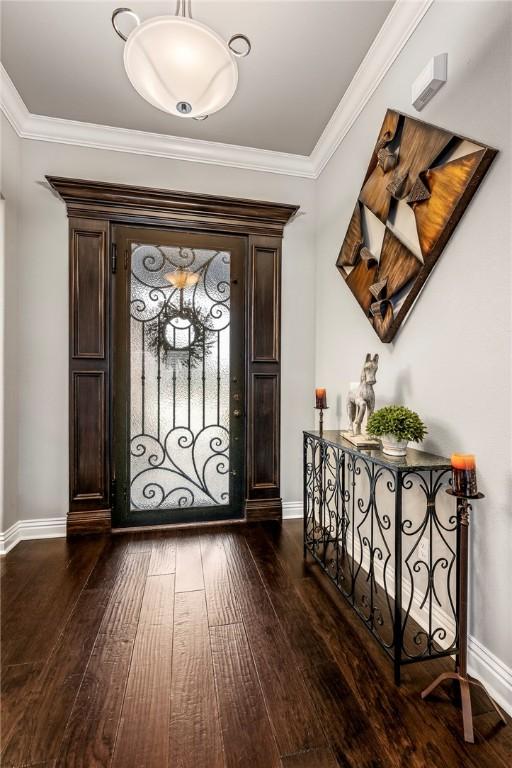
[130,244,232,510]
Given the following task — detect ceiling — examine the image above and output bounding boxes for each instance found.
[1,1,393,155]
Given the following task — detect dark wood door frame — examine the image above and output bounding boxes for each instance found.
[112,225,247,528]
[47,177,298,535]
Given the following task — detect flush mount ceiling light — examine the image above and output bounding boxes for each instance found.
[112,1,251,120]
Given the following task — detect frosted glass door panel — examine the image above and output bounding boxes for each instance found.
[130,244,231,510]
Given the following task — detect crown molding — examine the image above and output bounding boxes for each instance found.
[0,0,433,179]
[0,63,28,135]
[0,65,314,178]
[310,0,434,176]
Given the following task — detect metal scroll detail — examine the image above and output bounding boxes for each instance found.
[130,244,231,510]
[303,433,456,679]
[400,469,457,660]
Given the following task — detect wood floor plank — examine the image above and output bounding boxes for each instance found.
[1,538,129,766]
[300,660,389,768]
[148,535,176,575]
[112,574,175,768]
[56,550,150,768]
[222,531,277,617]
[224,531,327,756]
[0,662,44,750]
[1,540,74,661]
[0,539,69,617]
[210,622,281,768]
[474,710,512,763]
[175,533,204,592]
[244,526,333,669]
[2,537,105,667]
[125,532,155,553]
[281,747,339,768]
[169,590,225,768]
[200,532,240,626]
[261,520,310,581]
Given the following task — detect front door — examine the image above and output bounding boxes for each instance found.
[112,226,245,527]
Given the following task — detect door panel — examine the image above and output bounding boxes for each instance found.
[112,227,245,527]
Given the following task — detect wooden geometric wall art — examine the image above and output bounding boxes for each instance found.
[336,110,497,342]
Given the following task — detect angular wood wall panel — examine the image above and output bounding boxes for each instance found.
[72,229,106,358]
[337,110,497,342]
[413,149,486,258]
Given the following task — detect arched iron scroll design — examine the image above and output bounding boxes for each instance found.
[303,430,456,684]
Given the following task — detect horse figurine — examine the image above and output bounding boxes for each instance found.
[347,354,379,436]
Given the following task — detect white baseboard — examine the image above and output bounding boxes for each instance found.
[0,517,66,555]
[467,635,512,717]
[0,506,304,554]
[282,501,303,519]
[1,504,304,554]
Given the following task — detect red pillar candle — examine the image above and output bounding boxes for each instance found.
[451,454,478,496]
[315,388,327,409]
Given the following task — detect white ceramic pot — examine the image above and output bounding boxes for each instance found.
[381,434,409,457]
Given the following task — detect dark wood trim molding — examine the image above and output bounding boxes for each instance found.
[67,509,112,535]
[244,499,282,522]
[48,177,297,535]
[47,177,298,236]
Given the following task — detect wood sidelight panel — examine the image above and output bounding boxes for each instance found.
[251,245,279,363]
[71,371,106,500]
[249,373,279,490]
[71,229,106,358]
[68,217,111,534]
[246,236,282,520]
[49,178,297,534]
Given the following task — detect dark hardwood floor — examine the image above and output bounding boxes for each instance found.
[1,520,510,768]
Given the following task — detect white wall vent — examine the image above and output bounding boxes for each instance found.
[412,53,448,111]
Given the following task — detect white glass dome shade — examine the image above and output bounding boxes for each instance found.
[123,16,238,118]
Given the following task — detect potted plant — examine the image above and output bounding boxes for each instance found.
[366,405,427,457]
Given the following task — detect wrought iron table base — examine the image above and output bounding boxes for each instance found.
[303,431,458,687]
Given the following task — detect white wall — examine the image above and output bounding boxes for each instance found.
[0,115,21,531]
[12,133,316,524]
[315,0,511,684]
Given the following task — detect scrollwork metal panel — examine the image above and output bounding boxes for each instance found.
[304,431,456,683]
[130,244,231,510]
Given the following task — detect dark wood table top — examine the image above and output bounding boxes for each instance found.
[304,430,451,471]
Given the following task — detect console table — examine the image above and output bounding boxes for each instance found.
[303,430,458,684]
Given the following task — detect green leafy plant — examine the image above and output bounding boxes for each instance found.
[367,406,427,443]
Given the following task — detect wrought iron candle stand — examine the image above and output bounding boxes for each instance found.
[421,489,507,743]
[315,406,328,436]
